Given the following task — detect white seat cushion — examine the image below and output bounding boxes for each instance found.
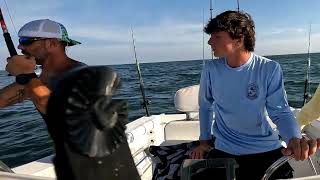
[164,120,200,141]
[174,85,199,112]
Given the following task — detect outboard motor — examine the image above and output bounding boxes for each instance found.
[46,66,140,180]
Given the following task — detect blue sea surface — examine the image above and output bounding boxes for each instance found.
[0,53,319,167]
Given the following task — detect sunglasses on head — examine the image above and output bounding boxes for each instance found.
[19,37,48,46]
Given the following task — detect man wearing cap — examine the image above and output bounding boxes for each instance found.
[0,19,84,114]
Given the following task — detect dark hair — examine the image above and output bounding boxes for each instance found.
[204,10,255,51]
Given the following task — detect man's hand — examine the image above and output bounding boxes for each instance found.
[6,55,36,76]
[282,137,320,161]
[189,140,213,159]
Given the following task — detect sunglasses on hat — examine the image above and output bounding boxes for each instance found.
[19,37,48,46]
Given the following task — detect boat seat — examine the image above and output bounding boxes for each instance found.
[160,140,196,146]
[164,120,200,140]
[161,120,200,146]
[158,85,201,146]
[174,85,199,114]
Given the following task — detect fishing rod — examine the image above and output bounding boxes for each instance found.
[302,23,312,106]
[237,0,240,12]
[130,27,150,117]
[1,3,41,75]
[209,0,213,20]
[202,8,205,62]
[209,0,214,60]
[0,7,17,57]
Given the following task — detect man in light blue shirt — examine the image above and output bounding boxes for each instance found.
[190,10,320,179]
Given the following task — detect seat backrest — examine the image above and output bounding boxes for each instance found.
[174,85,199,113]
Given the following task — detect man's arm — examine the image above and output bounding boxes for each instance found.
[190,62,214,159]
[24,78,51,114]
[264,62,319,161]
[296,84,320,126]
[0,82,28,108]
[199,62,215,141]
[5,55,50,114]
[265,62,301,144]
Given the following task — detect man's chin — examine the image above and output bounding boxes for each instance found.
[213,52,223,58]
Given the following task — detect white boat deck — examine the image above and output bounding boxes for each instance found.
[11,155,55,179]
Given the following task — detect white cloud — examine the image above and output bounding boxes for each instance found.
[269,27,305,35]
[256,32,320,56]
[70,22,204,44]
[63,21,212,65]
[67,37,212,65]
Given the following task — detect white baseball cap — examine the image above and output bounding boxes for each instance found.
[18,19,81,46]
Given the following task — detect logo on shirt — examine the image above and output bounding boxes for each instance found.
[247,83,259,100]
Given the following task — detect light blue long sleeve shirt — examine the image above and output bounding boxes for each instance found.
[199,53,302,155]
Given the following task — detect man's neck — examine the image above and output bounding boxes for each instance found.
[41,54,76,82]
[226,50,251,68]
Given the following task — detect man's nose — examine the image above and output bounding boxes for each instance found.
[208,37,214,45]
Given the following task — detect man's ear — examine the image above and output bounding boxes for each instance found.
[236,35,245,48]
[52,39,61,48]
[46,39,59,49]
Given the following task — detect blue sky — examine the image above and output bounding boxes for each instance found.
[0,0,319,69]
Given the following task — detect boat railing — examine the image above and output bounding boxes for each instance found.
[262,133,318,180]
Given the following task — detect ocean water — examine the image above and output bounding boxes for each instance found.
[0,52,319,168]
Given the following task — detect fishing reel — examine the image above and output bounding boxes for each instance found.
[46,66,140,180]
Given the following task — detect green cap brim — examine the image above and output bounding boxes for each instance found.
[63,38,81,46]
